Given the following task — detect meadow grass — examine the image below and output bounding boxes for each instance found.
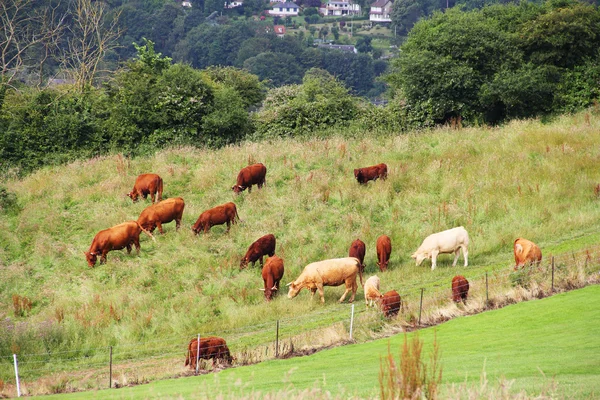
[1,111,600,395]
[38,284,600,399]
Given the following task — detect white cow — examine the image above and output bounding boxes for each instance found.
[364,275,382,307]
[287,257,363,304]
[411,226,469,271]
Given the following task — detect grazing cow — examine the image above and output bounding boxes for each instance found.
[260,255,285,301]
[240,234,276,269]
[349,239,366,272]
[191,202,240,234]
[84,221,154,267]
[364,275,382,307]
[376,235,392,272]
[354,163,388,185]
[232,163,267,194]
[137,197,185,234]
[514,238,542,270]
[126,174,163,203]
[185,336,233,370]
[451,275,470,304]
[287,257,363,304]
[412,226,469,271]
[380,290,401,318]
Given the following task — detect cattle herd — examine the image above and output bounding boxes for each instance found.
[83,162,544,369]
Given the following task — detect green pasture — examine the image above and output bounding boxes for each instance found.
[45,285,600,399]
[2,112,600,395]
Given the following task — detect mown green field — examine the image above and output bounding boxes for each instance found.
[2,112,600,395]
[44,285,600,399]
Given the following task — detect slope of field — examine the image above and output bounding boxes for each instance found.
[43,285,600,399]
[1,112,600,394]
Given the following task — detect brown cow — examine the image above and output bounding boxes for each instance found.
[376,235,392,272]
[349,238,366,272]
[452,275,470,304]
[240,234,276,269]
[192,202,240,234]
[137,197,185,234]
[185,336,233,370]
[514,238,542,270]
[232,163,267,194]
[126,174,163,203]
[260,255,285,301]
[380,290,401,318]
[84,221,154,267]
[354,163,388,185]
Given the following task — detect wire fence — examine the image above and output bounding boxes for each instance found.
[2,245,600,397]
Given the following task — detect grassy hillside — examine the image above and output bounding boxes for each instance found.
[43,285,600,399]
[1,111,600,394]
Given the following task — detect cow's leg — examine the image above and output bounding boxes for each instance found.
[134,237,140,254]
[155,222,163,234]
[259,256,264,266]
[452,249,460,267]
[176,218,181,231]
[226,221,231,232]
[100,251,108,264]
[126,244,132,254]
[310,287,317,300]
[349,279,357,303]
[338,281,351,303]
[150,192,155,203]
[248,185,252,193]
[462,245,468,267]
[431,250,439,271]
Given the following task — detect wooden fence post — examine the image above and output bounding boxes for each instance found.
[418,288,424,326]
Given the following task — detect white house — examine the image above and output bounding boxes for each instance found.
[319,1,361,16]
[182,1,192,7]
[269,2,299,16]
[369,0,393,23]
[225,0,243,8]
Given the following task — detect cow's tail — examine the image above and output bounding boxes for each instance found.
[185,347,190,366]
[357,259,364,287]
[157,177,164,202]
[234,206,241,223]
[137,222,156,242]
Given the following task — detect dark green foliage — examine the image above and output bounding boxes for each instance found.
[0,186,20,215]
[244,52,304,86]
[201,66,266,108]
[254,68,359,137]
[387,1,600,125]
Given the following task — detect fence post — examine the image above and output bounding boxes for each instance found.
[551,256,555,293]
[349,304,355,340]
[13,354,21,397]
[195,333,200,375]
[109,346,113,389]
[418,288,424,326]
[275,320,280,358]
[485,272,489,307]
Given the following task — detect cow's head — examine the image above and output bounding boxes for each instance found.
[260,285,278,301]
[286,281,301,299]
[84,251,98,267]
[411,252,427,266]
[126,191,140,202]
[191,224,200,235]
[231,185,245,194]
[239,257,248,269]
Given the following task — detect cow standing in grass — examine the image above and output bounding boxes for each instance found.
[354,163,388,185]
[185,336,233,370]
[380,290,401,318]
[349,238,366,272]
[85,221,154,267]
[364,275,383,307]
[452,275,470,304]
[191,202,240,234]
[137,197,185,234]
[260,255,285,301]
[412,226,469,271]
[127,173,163,203]
[513,238,542,270]
[240,234,276,269]
[376,235,392,272]
[287,257,363,304]
[232,163,267,194]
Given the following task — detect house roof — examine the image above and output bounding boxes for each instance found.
[371,0,391,7]
[273,2,299,7]
[274,25,286,34]
[317,44,357,53]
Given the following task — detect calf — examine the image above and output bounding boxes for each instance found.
[185,336,233,370]
[232,163,267,194]
[85,221,154,267]
[354,163,388,185]
[513,238,542,270]
[240,234,276,269]
[380,290,401,318]
[349,238,366,272]
[412,226,469,271]
[364,275,382,307]
[137,197,185,234]
[127,173,163,203]
[376,235,392,272]
[191,202,240,234]
[260,255,285,301]
[451,275,470,304]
